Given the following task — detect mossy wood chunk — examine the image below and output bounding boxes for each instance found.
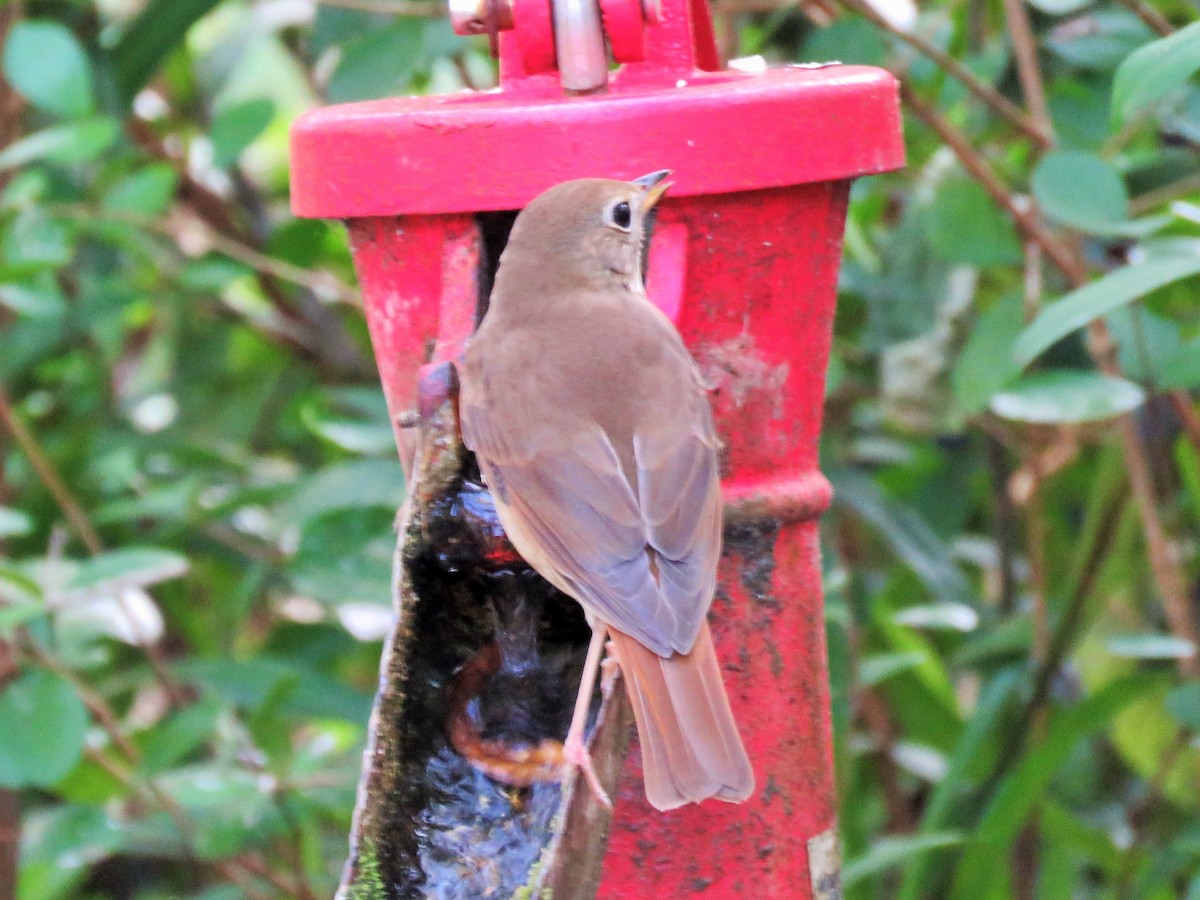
[337,388,632,899]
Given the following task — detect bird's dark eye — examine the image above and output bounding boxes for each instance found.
[608,200,632,231]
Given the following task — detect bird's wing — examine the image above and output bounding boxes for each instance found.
[459,386,721,658]
[633,402,723,651]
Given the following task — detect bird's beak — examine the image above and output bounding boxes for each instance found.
[634,169,673,213]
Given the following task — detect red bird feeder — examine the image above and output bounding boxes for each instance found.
[291,0,902,894]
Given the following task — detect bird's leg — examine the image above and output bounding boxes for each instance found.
[562,622,612,809]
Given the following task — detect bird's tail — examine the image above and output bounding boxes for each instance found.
[608,622,754,811]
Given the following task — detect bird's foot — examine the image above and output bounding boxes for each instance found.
[599,640,621,691]
[563,733,612,810]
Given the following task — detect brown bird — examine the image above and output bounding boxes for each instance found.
[456,171,754,811]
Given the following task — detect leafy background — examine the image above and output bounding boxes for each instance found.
[1,0,1199,897]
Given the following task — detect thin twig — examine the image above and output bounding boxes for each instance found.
[0,386,190,703]
[899,82,1083,282]
[841,0,1053,148]
[1112,0,1173,36]
[858,689,917,832]
[986,435,1019,613]
[1129,170,1200,215]
[1108,405,1200,676]
[1170,392,1200,454]
[1114,729,1191,897]
[124,121,374,380]
[984,466,1130,799]
[911,89,1191,643]
[48,204,360,307]
[1018,241,1051,663]
[1002,0,1052,136]
[228,852,309,898]
[0,386,102,554]
[22,641,141,761]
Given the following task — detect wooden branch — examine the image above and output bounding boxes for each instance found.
[841,0,1053,148]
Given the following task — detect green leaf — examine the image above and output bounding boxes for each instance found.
[0,506,32,537]
[0,118,120,170]
[896,670,1024,900]
[1106,306,1184,383]
[210,98,276,169]
[1034,151,1126,223]
[925,176,1022,267]
[952,294,1024,415]
[138,698,221,775]
[1031,151,1168,237]
[3,209,71,268]
[1113,21,1200,126]
[990,371,1144,424]
[0,599,45,635]
[845,832,965,888]
[859,651,928,686]
[1159,341,1200,389]
[1164,682,1200,730]
[0,278,68,319]
[949,676,1160,900]
[0,669,90,788]
[146,765,285,858]
[1025,0,1093,13]
[3,20,94,119]
[67,547,188,591]
[1014,255,1200,365]
[1046,10,1153,72]
[112,0,225,100]
[102,163,179,215]
[177,657,373,722]
[17,805,123,900]
[894,603,979,632]
[290,508,394,607]
[327,21,425,104]
[287,459,405,525]
[301,391,395,456]
[830,468,974,607]
[1107,634,1196,660]
[0,565,41,606]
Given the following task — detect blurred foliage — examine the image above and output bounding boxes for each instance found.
[0,0,1199,897]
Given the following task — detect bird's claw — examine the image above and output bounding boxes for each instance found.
[563,734,612,810]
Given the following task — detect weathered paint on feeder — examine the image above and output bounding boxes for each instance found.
[290,0,903,891]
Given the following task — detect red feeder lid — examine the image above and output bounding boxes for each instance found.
[290,64,903,218]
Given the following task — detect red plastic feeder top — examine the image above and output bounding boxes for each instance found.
[291,0,903,218]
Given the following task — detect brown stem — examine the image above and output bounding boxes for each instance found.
[124,122,373,380]
[1002,0,1052,136]
[22,641,142,762]
[1114,730,1191,897]
[50,203,359,306]
[1083,327,1200,677]
[1110,409,1200,676]
[1112,0,1173,36]
[0,386,102,554]
[858,689,917,832]
[904,84,1198,665]
[1129,170,1200,215]
[0,386,190,705]
[899,82,1084,283]
[842,0,1053,148]
[1170,391,1200,454]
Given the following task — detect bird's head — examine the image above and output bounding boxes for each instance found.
[497,171,672,296]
